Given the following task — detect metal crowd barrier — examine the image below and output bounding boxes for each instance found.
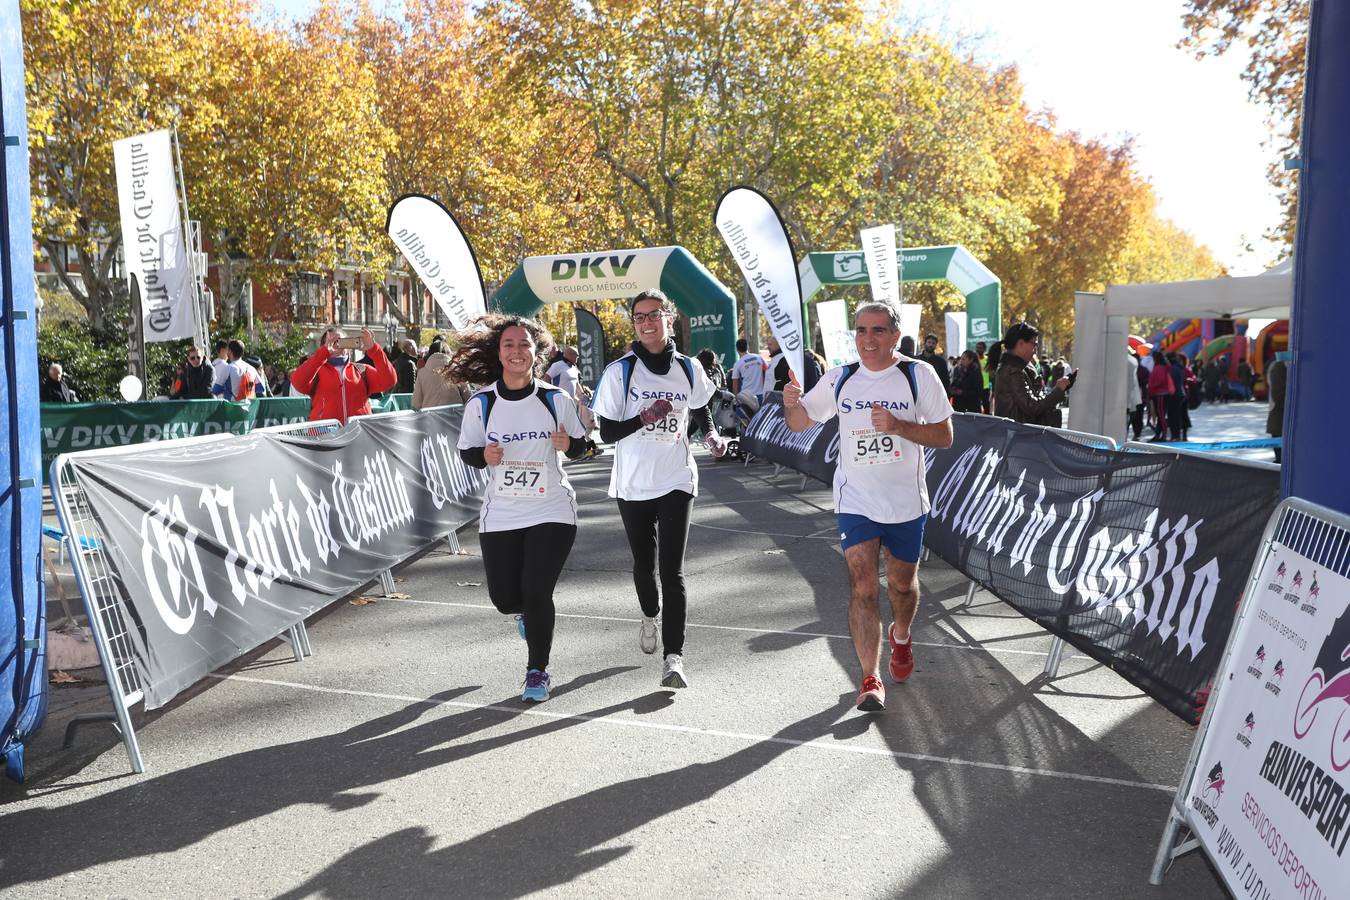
[952,417,1122,679]
[50,419,340,773]
[950,423,1280,680]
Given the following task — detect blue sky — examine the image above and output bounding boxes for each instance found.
[262,0,1283,275]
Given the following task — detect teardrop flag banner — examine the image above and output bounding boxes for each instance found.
[386,194,487,331]
[574,306,606,393]
[859,223,900,307]
[714,186,805,382]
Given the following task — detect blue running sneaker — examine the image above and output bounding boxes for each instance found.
[515,615,526,641]
[522,669,550,702]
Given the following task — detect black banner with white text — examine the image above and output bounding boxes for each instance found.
[742,397,1281,723]
[65,407,489,709]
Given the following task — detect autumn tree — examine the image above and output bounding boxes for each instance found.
[479,0,901,309]
[1181,0,1309,250]
[191,1,394,324]
[350,0,607,329]
[21,0,250,331]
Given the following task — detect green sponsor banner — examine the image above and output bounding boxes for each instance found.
[41,395,414,473]
[494,245,740,370]
[801,245,1001,350]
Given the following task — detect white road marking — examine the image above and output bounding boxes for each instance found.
[688,521,838,540]
[383,597,1070,659]
[214,673,1172,793]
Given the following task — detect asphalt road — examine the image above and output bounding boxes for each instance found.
[1,452,1227,898]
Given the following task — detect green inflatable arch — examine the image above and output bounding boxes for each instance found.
[799,245,1002,349]
[493,246,740,367]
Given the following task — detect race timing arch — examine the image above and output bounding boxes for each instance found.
[492,246,739,368]
[798,244,1002,349]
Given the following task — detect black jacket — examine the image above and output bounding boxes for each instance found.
[918,351,951,393]
[40,377,78,403]
[950,363,983,413]
[171,362,215,399]
[993,355,1063,426]
[394,355,418,394]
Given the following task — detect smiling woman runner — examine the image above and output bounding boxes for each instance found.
[591,289,726,688]
[451,315,589,702]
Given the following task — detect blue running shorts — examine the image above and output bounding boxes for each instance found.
[837,513,927,563]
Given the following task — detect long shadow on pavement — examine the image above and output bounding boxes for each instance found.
[0,666,637,889]
[271,696,855,899]
[701,460,1224,896]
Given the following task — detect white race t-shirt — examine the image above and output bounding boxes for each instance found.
[731,352,767,397]
[800,357,952,524]
[211,358,232,393]
[547,359,581,400]
[457,380,586,532]
[592,350,716,501]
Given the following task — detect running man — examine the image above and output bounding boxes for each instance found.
[453,315,590,703]
[592,289,726,688]
[782,302,953,711]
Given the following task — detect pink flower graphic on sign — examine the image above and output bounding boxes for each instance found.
[1204,762,1225,800]
[1294,606,1350,771]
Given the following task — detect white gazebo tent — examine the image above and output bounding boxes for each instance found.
[1070,260,1292,441]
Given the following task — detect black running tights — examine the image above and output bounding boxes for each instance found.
[478,522,576,671]
[616,490,694,657]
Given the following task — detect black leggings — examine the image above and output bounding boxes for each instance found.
[478,522,576,671]
[616,490,694,656]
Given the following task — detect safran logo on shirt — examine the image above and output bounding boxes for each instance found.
[629,388,687,403]
[487,430,551,443]
[839,398,909,413]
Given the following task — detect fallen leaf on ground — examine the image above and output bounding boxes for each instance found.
[349,596,378,606]
[394,576,407,583]
[382,591,410,599]
[763,549,786,555]
[50,670,82,684]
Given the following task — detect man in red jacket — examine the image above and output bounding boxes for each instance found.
[291,327,397,424]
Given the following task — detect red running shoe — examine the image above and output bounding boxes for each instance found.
[856,675,886,711]
[889,624,915,683]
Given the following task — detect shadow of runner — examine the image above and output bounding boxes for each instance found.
[273,696,856,899]
[696,460,1223,895]
[0,666,636,888]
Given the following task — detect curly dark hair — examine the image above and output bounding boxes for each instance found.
[444,314,556,386]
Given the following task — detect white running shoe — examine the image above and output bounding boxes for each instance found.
[639,616,659,654]
[661,653,688,689]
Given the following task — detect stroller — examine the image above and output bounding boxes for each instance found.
[707,389,760,460]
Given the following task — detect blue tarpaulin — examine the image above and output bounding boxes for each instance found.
[2,0,49,783]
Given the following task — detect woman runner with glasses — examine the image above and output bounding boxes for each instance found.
[452,315,590,702]
[591,289,727,688]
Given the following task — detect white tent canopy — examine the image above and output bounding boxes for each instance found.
[1071,261,1292,440]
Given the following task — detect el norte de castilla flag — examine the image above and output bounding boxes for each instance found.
[715,187,805,382]
[386,194,487,330]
